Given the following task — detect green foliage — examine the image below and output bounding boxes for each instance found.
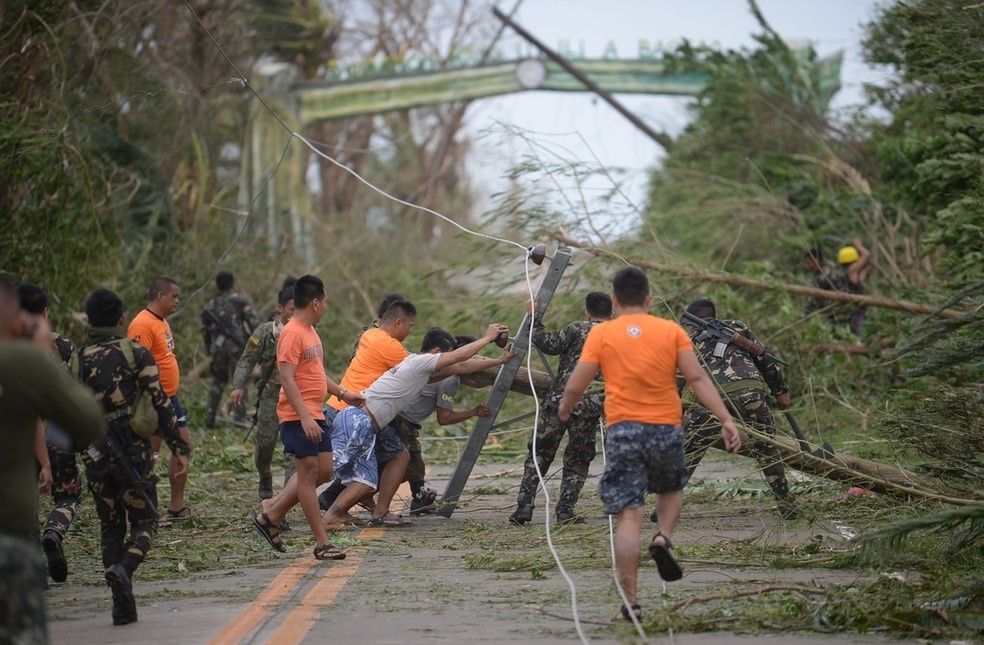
[863,0,984,286]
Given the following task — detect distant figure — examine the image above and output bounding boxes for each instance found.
[201,270,258,427]
[0,275,103,642]
[804,239,871,336]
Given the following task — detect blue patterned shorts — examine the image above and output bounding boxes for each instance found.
[330,407,407,489]
[599,422,688,514]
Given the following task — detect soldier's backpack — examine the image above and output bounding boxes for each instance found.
[70,339,158,440]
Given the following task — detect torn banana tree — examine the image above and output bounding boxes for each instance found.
[462,364,979,506]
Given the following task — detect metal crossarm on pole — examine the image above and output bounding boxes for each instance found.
[437,246,573,516]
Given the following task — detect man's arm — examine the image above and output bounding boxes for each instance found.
[200,309,213,350]
[436,404,491,425]
[678,349,741,452]
[434,323,507,371]
[278,361,320,441]
[34,420,52,494]
[229,329,264,406]
[847,239,871,286]
[431,346,512,379]
[557,361,599,422]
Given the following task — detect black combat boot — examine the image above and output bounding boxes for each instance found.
[556,509,585,525]
[105,563,137,626]
[41,530,68,583]
[409,487,437,516]
[318,479,345,511]
[258,474,274,500]
[509,505,533,526]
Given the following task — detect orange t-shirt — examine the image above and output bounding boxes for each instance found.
[276,319,327,422]
[326,327,408,411]
[580,313,692,426]
[127,308,180,397]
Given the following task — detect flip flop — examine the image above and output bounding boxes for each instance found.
[368,513,411,528]
[648,531,683,581]
[619,603,642,622]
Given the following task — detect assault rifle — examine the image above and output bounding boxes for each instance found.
[202,308,247,353]
[100,422,159,516]
[680,311,787,366]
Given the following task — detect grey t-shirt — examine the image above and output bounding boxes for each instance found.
[364,352,442,428]
[400,375,459,425]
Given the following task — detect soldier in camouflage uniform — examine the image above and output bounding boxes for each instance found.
[510,292,612,526]
[17,282,85,583]
[229,286,295,499]
[77,288,192,625]
[201,271,259,427]
[676,298,798,519]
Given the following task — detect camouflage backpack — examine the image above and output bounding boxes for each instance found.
[70,339,158,440]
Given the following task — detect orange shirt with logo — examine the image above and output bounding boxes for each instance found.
[276,318,327,422]
[326,327,407,411]
[127,309,180,397]
[580,313,692,426]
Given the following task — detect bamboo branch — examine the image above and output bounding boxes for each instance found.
[554,235,967,319]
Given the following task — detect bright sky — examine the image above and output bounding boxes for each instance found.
[464,0,890,218]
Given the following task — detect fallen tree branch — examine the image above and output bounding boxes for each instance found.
[555,235,967,319]
[670,585,826,613]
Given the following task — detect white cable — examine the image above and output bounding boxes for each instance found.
[294,131,527,253]
[524,255,589,645]
[600,418,650,641]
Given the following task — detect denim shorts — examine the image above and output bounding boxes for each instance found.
[598,422,688,514]
[169,396,188,428]
[280,418,332,458]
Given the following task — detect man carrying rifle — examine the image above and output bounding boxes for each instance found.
[673,298,799,520]
[201,270,259,428]
[78,288,191,626]
[229,285,295,500]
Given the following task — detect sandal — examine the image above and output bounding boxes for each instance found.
[167,507,192,520]
[648,531,683,581]
[251,510,287,553]
[619,603,643,622]
[313,543,346,561]
[368,512,411,528]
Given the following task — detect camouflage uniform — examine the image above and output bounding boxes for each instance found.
[43,334,83,543]
[76,327,189,578]
[515,318,604,520]
[231,319,295,497]
[201,291,259,425]
[0,534,48,644]
[807,269,866,336]
[682,319,793,507]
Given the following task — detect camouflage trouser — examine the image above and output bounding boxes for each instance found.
[391,417,425,496]
[85,458,158,575]
[516,405,601,516]
[207,347,245,422]
[0,534,48,645]
[253,389,294,484]
[683,387,791,500]
[42,441,82,539]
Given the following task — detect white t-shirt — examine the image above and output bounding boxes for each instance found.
[400,375,459,425]
[364,353,442,428]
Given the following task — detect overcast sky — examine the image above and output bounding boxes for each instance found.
[463,0,891,218]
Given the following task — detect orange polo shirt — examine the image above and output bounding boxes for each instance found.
[128,308,180,397]
[580,313,692,426]
[276,318,327,422]
[326,327,407,410]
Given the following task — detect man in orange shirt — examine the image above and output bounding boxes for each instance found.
[252,275,363,560]
[127,276,193,520]
[559,266,741,622]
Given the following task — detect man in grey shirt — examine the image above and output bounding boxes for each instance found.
[326,324,509,527]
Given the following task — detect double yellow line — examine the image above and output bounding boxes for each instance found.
[209,483,409,645]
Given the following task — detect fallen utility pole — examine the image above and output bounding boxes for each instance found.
[491,7,673,151]
[555,234,967,319]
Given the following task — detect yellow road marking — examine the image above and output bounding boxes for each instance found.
[209,482,412,645]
